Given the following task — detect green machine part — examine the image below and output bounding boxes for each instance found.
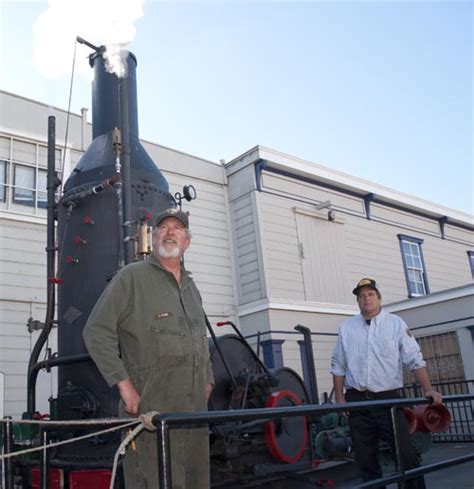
[314,427,352,459]
[0,421,40,458]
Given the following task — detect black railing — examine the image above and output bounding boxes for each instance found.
[3,394,473,489]
[403,380,474,442]
[152,394,474,489]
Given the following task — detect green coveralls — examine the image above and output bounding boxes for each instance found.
[83,255,214,489]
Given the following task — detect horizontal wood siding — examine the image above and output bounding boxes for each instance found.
[0,220,47,303]
[230,193,263,304]
[0,299,54,417]
[163,173,235,318]
[258,171,473,305]
[259,193,305,300]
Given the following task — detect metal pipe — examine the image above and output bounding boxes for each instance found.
[295,325,319,404]
[26,116,58,417]
[3,417,14,489]
[40,429,49,489]
[354,452,474,488]
[204,316,237,389]
[27,354,92,413]
[390,407,405,489]
[119,77,134,265]
[76,36,100,52]
[157,420,172,489]
[113,127,125,268]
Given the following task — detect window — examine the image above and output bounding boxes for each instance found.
[0,160,6,202]
[468,251,474,279]
[13,164,35,207]
[0,134,58,214]
[398,234,429,297]
[404,332,466,385]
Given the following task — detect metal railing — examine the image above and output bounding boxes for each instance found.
[403,380,474,442]
[152,394,474,489]
[2,394,473,488]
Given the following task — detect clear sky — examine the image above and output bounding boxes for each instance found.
[0,0,472,214]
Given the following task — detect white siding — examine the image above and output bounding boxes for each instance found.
[257,169,472,305]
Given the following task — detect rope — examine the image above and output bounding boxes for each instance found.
[0,420,138,460]
[1,412,160,489]
[109,411,159,489]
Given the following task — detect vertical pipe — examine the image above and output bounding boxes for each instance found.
[295,325,319,404]
[40,429,49,489]
[3,417,14,489]
[26,116,57,416]
[157,421,172,489]
[119,78,134,265]
[391,407,406,489]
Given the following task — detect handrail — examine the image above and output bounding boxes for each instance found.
[152,394,474,489]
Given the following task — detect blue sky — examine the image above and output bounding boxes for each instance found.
[0,0,472,214]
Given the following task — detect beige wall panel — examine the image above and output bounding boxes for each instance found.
[370,204,440,235]
[295,212,351,303]
[444,225,473,244]
[0,92,87,146]
[226,164,257,201]
[259,193,305,299]
[238,310,271,336]
[261,171,365,214]
[0,135,11,158]
[143,141,223,185]
[230,194,262,304]
[422,246,472,291]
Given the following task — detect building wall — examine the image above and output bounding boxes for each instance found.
[258,168,472,305]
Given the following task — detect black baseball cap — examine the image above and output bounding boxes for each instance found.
[154,208,189,228]
[352,278,379,296]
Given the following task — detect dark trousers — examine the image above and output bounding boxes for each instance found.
[346,389,426,489]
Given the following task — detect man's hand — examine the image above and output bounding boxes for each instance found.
[335,395,350,418]
[424,388,443,405]
[117,378,141,415]
[206,383,213,402]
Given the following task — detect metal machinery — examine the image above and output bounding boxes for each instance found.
[3,41,441,489]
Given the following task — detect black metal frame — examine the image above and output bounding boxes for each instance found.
[403,380,474,442]
[152,394,474,489]
[3,394,473,489]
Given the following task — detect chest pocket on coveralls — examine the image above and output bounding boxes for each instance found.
[150,314,186,360]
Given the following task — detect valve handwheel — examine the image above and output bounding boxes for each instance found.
[263,389,308,463]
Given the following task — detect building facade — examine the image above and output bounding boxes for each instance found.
[0,90,473,417]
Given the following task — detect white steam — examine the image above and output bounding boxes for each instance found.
[33,0,144,79]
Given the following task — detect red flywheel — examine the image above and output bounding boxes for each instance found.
[263,389,308,463]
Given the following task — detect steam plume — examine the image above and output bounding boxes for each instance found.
[33,0,144,79]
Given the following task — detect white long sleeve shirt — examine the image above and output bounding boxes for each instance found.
[331,309,426,392]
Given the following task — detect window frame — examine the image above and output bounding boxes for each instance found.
[0,134,60,215]
[398,234,430,298]
[467,251,474,279]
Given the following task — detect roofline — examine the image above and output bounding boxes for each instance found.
[226,145,473,227]
[385,283,474,312]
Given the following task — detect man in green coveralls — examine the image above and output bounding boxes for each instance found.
[83,208,214,489]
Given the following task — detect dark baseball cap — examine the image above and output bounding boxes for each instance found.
[154,208,189,228]
[352,278,379,296]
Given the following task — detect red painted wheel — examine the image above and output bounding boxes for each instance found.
[263,389,308,463]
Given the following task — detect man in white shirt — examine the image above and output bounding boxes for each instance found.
[331,278,442,489]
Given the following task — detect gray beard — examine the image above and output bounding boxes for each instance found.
[158,245,180,259]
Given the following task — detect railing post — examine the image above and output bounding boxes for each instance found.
[157,419,172,489]
[390,407,406,489]
[2,417,14,489]
[40,429,49,489]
